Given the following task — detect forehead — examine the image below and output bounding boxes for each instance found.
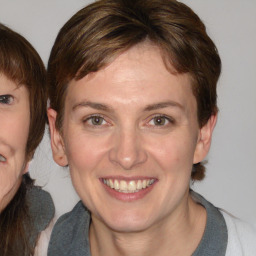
[0,73,30,100]
[0,72,22,89]
[66,43,195,111]
[0,73,17,88]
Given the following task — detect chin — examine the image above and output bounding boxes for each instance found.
[96,208,155,233]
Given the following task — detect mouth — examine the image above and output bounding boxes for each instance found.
[102,178,156,193]
[0,154,6,162]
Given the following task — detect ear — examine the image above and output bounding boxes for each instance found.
[193,114,217,164]
[47,108,68,167]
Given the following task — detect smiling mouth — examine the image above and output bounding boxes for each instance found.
[102,178,156,193]
[0,154,6,162]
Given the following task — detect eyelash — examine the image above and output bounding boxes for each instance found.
[0,94,14,105]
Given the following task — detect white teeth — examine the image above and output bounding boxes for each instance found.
[109,179,114,188]
[0,155,6,162]
[114,180,119,190]
[120,180,127,190]
[103,178,155,193]
[137,180,142,189]
[128,181,136,191]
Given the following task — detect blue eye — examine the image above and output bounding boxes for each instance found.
[0,94,14,104]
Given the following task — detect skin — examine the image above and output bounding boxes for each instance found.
[48,42,217,256]
[0,74,30,212]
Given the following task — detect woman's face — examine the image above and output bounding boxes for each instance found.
[0,74,30,212]
[49,43,214,232]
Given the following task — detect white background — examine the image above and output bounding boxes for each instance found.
[0,0,255,224]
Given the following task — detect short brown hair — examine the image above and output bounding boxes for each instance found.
[47,0,221,180]
[0,23,47,161]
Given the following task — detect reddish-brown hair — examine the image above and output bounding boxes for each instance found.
[48,0,221,180]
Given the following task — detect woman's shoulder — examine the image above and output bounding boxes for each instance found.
[220,210,256,256]
[26,186,55,232]
[23,186,55,255]
[55,200,88,224]
[48,201,91,256]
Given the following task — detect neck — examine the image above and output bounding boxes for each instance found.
[89,194,206,256]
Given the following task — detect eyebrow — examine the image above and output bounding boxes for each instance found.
[144,101,184,111]
[72,101,113,112]
[72,100,184,112]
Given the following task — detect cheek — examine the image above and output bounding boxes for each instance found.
[64,131,108,173]
[1,115,29,161]
[10,112,30,149]
[16,124,30,150]
[0,167,20,196]
[0,168,22,204]
[0,121,27,205]
[146,133,197,174]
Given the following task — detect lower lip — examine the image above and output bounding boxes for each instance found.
[101,181,157,202]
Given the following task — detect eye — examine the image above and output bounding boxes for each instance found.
[148,115,174,126]
[0,94,14,105]
[84,115,107,126]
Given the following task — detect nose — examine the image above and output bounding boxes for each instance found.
[108,128,147,170]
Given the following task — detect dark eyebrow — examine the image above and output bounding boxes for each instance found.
[73,100,183,112]
[144,101,184,112]
[72,101,113,112]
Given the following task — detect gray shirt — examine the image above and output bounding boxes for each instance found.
[26,186,55,249]
[48,191,227,256]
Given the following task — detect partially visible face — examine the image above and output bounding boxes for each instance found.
[0,74,30,212]
[49,43,213,233]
